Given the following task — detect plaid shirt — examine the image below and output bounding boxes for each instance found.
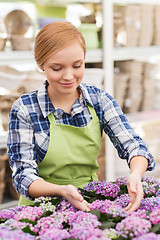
[7,81,155,198]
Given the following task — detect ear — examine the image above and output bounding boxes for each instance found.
[39,64,44,71]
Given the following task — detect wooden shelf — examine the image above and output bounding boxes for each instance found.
[113,46,160,61]
[0,49,103,65]
[113,0,160,5]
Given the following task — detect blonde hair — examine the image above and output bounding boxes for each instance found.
[34,21,86,67]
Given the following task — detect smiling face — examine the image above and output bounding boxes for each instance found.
[41,41,85,99]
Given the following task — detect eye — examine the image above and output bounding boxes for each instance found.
[51,67,62,71]
[73,65,81,69]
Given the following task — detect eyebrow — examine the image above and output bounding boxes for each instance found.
[49,59,83,66]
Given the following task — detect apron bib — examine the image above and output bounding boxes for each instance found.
[19,104,101,205]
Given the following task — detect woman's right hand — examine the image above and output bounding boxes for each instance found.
[61,184,90,212]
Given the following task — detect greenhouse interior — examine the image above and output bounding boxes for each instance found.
[1,0,160,239]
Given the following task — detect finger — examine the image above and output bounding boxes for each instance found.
[128,182,137,194]
[67,185,84,202]
[125,202,133,211]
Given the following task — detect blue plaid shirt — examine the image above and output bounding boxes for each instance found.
[7,81,155,198]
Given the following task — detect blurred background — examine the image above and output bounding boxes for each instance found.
[1,0,160,208]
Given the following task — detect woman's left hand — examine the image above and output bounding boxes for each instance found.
[125,171,144,213]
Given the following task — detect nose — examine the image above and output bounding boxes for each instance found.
[63,68,74,80]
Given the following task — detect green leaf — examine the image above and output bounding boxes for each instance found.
[0,218,7,223]
[151,224,160,234]
[22,225,37,236]
[100,221,116,229]
[20,219,37,225]
[89,209,101,220]
[39,210,52,219]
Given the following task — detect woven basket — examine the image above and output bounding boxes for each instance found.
[0,38,7,51]
[10,35,32,51]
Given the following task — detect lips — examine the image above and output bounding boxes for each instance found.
[61,82,75,87]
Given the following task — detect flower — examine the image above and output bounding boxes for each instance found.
[0,225,35,240]
[116,216,151,239]
[83,181,120,199]
[142,176,160,187]
[128,209,148,219]
[34,216,63,235]
[103,228,118,239]
[0,209,15,220]
[115,177,127,186]
[68,210,101,228]
[114,194,129,208]
[39,228,70,240]
[132,232,160,240]
[142,181,156,197]
[14,206,44,221]
[139,196,160,211]
[149,208,160,225]
[69,226,104,240]
[90,199,127,219]
[56,197,77,212]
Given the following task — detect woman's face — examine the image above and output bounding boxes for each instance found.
[41,40,85,98]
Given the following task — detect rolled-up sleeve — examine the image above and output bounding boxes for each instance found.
[101,91,155,171]
[7,98,43,199]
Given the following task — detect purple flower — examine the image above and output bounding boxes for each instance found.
[39,228,70,240]
[0,209,15,220]
[69,226,104,240]
[128,209,148,220]
[14,206,44,221]
[90,199,127,219]
[142,182,156,197]
[114,194,130,208]
[132,232,160,240]
[56,197,77,212]
[67,210,101,228]
[34,216,63,235]
[0,225,35,240]
[116,216,151,239]
[139,197,160,211]
[142,176,160,187]
[115,177,127,186]
[84,181,120,199]
[150,208,160,225]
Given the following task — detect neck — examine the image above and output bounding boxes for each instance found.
[47,87,80,113]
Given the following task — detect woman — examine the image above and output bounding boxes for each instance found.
[7,21,155,213]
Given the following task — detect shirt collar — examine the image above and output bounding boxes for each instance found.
[37,81,94,118]
[37,81,55,118]
[78,83,94,107]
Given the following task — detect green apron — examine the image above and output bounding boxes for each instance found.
[18,104,101,205]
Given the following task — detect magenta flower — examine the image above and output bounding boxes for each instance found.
[67,210,101,228]
[90,199,127,218]
[34,216,63,235]
[150,208,160,225]
[0,209,15,220]
[139,196,160,211]
[132,232,160,240]
[142,176,160,187]
[14,206,44,221]
[83,181,120,199]
[56,197,77,212]
[69,226,104,240]
[39,228,70,240]
[116,216,151,239]
[0,225,35,240]
[128,209,148,220]
[114,194,130,208]
[115,177,127,186]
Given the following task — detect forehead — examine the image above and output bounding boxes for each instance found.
[46,41,85,64]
